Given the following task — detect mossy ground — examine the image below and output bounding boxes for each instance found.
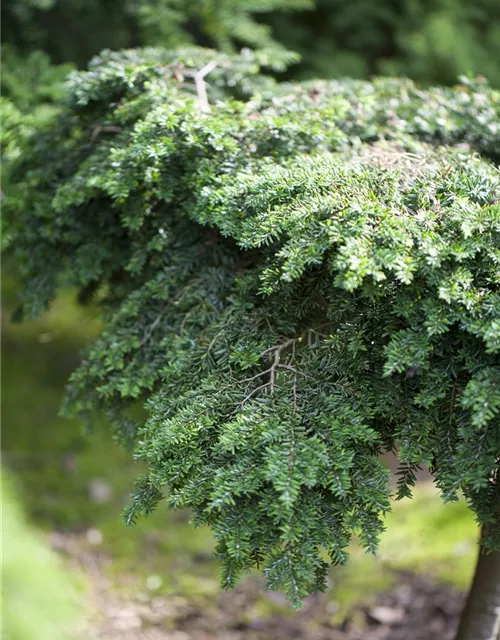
[2,270,478,626]
[2,474,82,640]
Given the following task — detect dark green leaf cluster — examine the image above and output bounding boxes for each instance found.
[5,49,500,606]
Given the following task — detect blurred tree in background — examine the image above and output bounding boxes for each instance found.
[268,0,500,85]
[3,0,500,107]
[1,0,307,68]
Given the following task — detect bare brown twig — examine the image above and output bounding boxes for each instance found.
[139,313,165,347]
[240,339,298,406]
[90,125,122,142]
[187,60,218,112]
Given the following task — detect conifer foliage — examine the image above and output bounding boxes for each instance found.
[6,48,500,606]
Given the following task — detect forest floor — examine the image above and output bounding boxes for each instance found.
[1,272,475,639]
[57,527,464,640]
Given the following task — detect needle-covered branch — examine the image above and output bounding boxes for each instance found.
[4,48,500,608]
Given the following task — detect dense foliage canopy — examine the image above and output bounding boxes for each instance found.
[5,48,500,606]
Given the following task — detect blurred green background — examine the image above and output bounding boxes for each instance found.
[2,1,497,637]
[3,0,500,84]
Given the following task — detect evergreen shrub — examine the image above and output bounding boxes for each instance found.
[6,48,500,606]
